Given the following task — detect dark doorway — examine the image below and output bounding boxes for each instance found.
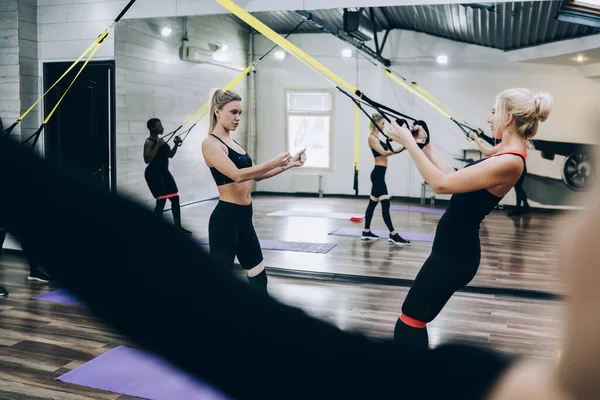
[43,60,116,192]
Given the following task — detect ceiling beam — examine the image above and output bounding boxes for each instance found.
[293,10,391,67]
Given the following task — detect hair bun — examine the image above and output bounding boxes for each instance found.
[534,92,553,122]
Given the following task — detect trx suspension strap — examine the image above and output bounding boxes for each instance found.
[383,69,481,140]
[354,105,359,196]
[168,20,308,145]
[1,0,138,150]
[162,64,255,145]
[215,0,429,154]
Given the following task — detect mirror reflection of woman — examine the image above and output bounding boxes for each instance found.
[361,114,411,246]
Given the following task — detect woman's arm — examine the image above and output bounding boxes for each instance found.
[470,131,499,157]
[255,149,306,182]
[368,135,400,157]
[202,139,290,183]
[169,137,182,158]
[388,123,522,194]
[422,145,457,175]
[405,140,522,194]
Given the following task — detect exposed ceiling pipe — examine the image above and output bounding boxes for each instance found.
[182,16,188,42]
[293,10,392,67]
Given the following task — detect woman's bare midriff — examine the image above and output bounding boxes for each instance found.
[374,156,388,167]
[217,180,253,205]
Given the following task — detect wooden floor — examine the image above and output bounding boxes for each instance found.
[183,195,569,294]
[0,195,569,399]
[0,253,563,399]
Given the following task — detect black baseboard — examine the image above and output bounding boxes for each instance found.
[4,247,561,301]
[262,266,563,301]
[250,191,571,214]
[252,191,446,205]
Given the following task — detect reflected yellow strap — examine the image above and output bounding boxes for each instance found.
[189,65,255,125]
[410,83,463,121]
[44,42,102,124]
[226,65,254,90]
[384,69,452,120]
[193,108,210,125]
[18,31,108,124]
[355,105,359,170]
[216,0,356,94]
[183,65,255,126]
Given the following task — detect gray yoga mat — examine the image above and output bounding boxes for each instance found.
[375,205,446,214]
[198,238,336,254]
[267,210,362,220]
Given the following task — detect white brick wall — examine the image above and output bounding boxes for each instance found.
[115,16,250,207]
[18,0,39,147]
[0,1,20,138]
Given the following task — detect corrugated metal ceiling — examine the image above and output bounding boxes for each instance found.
[250,1,600,51]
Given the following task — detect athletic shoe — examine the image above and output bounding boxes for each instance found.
[361,231,380,241]
[28,269,51,283]
[389,233,411,246]
[0,285,7,296]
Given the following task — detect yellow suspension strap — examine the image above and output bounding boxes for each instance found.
[383,69,480,141]
[170,20,309,145]
[354,105,360,196]
[170,64,255,144]
[2,0,138,149]
[215,0,425,153]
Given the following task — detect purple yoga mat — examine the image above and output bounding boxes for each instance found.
[33,289,85,307]
[329,227,435,242]
[375,205,446,214]
[198,238,336,254]
[57,345,230,400]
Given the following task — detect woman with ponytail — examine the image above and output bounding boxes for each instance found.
[201,89,307,295]
[361,113,410,245]
[386,89,553,350]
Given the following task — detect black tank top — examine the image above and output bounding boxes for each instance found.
[209,134,253,186]
[371,140,388,158]
[146,138,170,171]
[433,151,527,254]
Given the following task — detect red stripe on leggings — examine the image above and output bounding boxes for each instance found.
[156,193,178,200]
[400,313,427,328]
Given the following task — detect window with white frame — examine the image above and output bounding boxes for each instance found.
[286,90,333,169]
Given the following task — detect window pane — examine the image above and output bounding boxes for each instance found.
[288,115,330,168]
[287,92,332,113]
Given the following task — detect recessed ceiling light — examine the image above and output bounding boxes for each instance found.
[275,51,286,60]
[160,27,172,37]
[437,55,448,64]
[576,54,585,62]
[342,48,352,58]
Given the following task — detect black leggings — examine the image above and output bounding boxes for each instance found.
[364,166,394,232]
[209,201,263,272]
[154,195,181,227]
[402,250,480,322]
[364,199,394,232]
[145,166,181,226]
[0,135,515,400]
[395,248,480,350]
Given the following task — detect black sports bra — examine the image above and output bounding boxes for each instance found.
[209,134,253,186]
[444,151,528,224]
[146,137,171,170]
[371,140,389,158]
